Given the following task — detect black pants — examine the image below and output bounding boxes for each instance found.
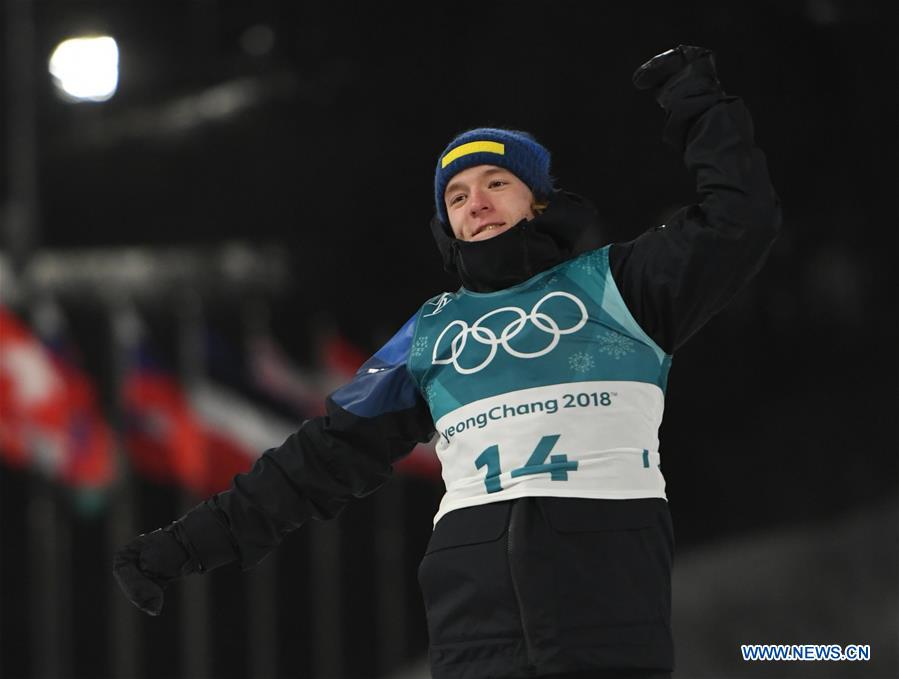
[421,498,676,679]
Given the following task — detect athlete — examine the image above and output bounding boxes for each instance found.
[114,45,781,679]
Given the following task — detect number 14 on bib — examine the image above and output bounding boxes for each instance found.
[474,434,578,493]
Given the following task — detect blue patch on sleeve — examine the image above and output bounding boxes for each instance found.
[331,313,422,418]
[372,314,417,365]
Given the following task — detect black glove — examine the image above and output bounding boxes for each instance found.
[113,524,197,616]
[113,502,239,616]
[632,45,727,150]
[632,44,723,110]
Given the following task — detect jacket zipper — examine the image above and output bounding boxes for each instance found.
[507,499,537,672]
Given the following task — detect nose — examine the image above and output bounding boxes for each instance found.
[467,187,492,215]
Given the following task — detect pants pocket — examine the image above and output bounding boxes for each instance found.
[417,501,522,646]
[540,498,673,631]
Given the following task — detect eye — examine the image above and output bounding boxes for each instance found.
[448,193,466,206]
[488,179,508,189]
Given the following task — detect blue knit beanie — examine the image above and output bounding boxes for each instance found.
[434,127,553,226]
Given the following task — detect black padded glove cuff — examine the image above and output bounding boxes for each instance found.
[634,45,729,151]
[654,50,724,112]
[171,500,239,573]
[633,46,718,94]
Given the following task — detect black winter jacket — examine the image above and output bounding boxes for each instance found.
[174,60,781,679]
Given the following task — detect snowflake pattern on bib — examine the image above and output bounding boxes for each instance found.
[568,351,596,373]
[410,336,429,359]
[597,331,636,360]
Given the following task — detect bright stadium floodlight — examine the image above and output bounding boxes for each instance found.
[49,36,119,102]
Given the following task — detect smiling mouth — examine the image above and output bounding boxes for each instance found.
[474,223,505,237]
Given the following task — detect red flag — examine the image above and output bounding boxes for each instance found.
[0,304,116,489]
[188,380,298,494]
[0,304,62,470]
[53,353,116,489]
[122,345,207,495]
[123,326,303,496]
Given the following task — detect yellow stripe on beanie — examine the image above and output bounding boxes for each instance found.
[441,141,505,168]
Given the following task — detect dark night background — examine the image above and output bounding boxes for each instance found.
[1,1,897,678]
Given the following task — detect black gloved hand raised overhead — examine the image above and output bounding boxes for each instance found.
[112,525,196,616]
[632,45,723,110]
[632,45,728,151]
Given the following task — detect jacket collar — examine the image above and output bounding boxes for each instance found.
[429,190,607,293]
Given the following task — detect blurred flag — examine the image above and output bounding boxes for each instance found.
[247,333,325,417]
[0,303,65,471]
[201,324,306,493]
[0,302,116,490]
[189,379,297,494]
[122,343,208,495]
[249,325,442,482]
[124,320,300,496]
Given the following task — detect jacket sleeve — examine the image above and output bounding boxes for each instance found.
[176,313,436,571]
[609,64,782,354]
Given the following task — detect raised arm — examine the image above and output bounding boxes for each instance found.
[610,45,782,354]
[113,314,435,615]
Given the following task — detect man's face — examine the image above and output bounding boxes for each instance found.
[444,165,535,242]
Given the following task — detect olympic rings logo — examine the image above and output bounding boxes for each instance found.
[432,291,588,374]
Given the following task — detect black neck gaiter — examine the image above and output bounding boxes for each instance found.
[429,190,607,293]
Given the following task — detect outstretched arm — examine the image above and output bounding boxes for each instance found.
[113,314,435,615]
[611,45,782,354]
